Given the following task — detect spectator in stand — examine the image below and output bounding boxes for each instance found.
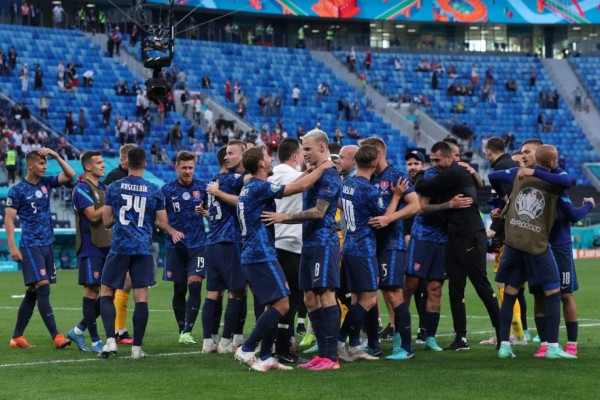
[78,108,87,135]
[348,46,356,72]
[337,97,344,120]
[101,101,112,127]
[8,47,17,71]
[394,58,403,71]
[452,99,466,113]
[471,64,478,85]
[273,93,282,116]
[233,81,242,105]
[352,100,360,121]
[34,64,43,90]
[82,70,94,87]
[107,34,115,57]
[537,111,544,132]
[64,112,75,135]
[177,68,187,90]
[158,146,169,164]
[118,116,130,145]
[112,27,122,56]
[431,70,439,90]
[505,131,515,151]
[344,100,351,121]
[505,79,517,92]
[485,67,494,83]
[334,128,344,145]
[543,116,554,132]
[224,78,232,104]
[347,125,360,139]
[19,63,29,92]
[37,127,48,144]
[573,86,583,112]
[529,66,536,87]
[258,94,266,116]
[53,3,65,28]
[203,106,214,130]
[180,90,190,116]
[130,24,141,46]
[193,139,204,164]
[10,0,17,25]
[292,84,300,106]
[202,74,212,89]
[170,121,183,150]
[38,93,49,120]
[166,90,175,112]
[364,48,372,70]
[584,96,591,113]
[150,140,159,164]
[101,137,115,157]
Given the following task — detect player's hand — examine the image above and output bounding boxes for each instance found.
[206,180,219,195]
[583,197,595,208]
[486,229,496,238]
[261,211,286,226]
[404,234,411,245]
[38,147,58,159]
[170,230,185,244]
[319,159,335,170]
[517,168,534,180]
[391,178,409,197]
[195,202,209,217]
[449,194,473,209]
[368,215,391,229]
[458,161,475,175]
[490,208,502,219]
[9,246,22,262]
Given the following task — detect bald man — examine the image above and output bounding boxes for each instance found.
[338,145,358,178]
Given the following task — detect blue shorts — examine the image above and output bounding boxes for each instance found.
[205,243,246,292]
[20,245,56,286]
[299,246,341,291]
[164,247,206,283]
[342,255,378,293]
[495,245,560,292]
[406,239,447,280]
[101,254,156,290]
[552,246,578,293]
[244,261,290,306]
[378,249,406,288]
[78,256,106,286]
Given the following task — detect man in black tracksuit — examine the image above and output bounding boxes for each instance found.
[415,142,500,350]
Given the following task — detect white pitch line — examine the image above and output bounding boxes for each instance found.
[2,324,599,369]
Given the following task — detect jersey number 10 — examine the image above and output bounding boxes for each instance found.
[341,199,356,232]
[119,194,147,227]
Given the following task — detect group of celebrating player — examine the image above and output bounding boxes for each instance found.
[6,128,592,371]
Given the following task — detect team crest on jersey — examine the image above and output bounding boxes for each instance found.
[193,191,200,199]
[182,192,191,200]
[167,271,172,278]
[35,190,43,198]
[380,181,389,190]
[285,281,289,289]
[40,269,47,276]
[94,271,100,279]
[6,197,12,207]
[41,186,48,194]
[413,263,421,271]
[270,184,281,193]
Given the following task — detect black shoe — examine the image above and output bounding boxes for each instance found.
[378,323,394,340]
[296,323,306,336]
[275,351,309,364]
[443,336,470,351]
[416,328,426,344]
[115,331,133,345]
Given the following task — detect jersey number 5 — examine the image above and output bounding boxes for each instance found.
[119,194,147,227]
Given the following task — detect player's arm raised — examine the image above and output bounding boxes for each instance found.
[206,180,238,207]
[38,147,76,185]
[282,159,334,196]
[155,209,184,244]
[5,208,22,262]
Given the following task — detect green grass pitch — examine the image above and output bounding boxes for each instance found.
[1,260,598,399]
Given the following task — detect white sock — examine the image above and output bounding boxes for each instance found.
[203,339,214,347]
[92,341,100,347]
[211,334,219,343]
[220,337,232,345]
[548,343,558,348]
[233,334,244,345]
[132,345,142,352]
[118,328,128,335]
[74,327,84,335]
[567,341,577,346]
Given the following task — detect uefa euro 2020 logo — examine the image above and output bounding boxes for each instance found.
[515,188,545,221]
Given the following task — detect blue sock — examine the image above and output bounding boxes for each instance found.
[132,302,149,346]
[364,305,380,350]
[253,293,264,321]
[172,282,187,333]
[12,290,37,338]
[517,289,528,330]
[234,296,247,335]
[309,309,324,357]
[243,307,282,356]
[394,302,412,353]
[183,282,202,333]
[339,303,367,346]
[100,295,116,339]
[91,298,101,342]
[319,305,340,361]
[36,284,59,338]
[83,297,100,341]
[566,321,578,342]
[545,292,561,344]
[212,296,223,336]
[425,312,440,338]
[534,315,547,342]
[500,293,517,342]
[223,298,243,339]
[201,298,217,340]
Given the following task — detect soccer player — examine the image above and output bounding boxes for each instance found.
[234,146,333,371]
[415,142,499,351]
[162,151,208,344]
[490,145,576,359]
[262,129,343,371]
[336,144,409,361]
[358,138,421,359]
[269,138,308,363]
[201,141,248,353]
[104,143,137,345]
[68,151,112,353]
[482,138,528,346]
[7,148,76,349]
[99,147,183,359]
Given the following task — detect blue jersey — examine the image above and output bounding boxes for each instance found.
[7,176,60,247]
[206,172,245,245]
[341,176,387,257]
[162,178,208,249]
[73,180,110,258]
[237,178,285,264]
[412,168,448,243]
[105,175,165,255]
[550,191,593,249]
[302,167,341,248]
[371,165,414,251]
